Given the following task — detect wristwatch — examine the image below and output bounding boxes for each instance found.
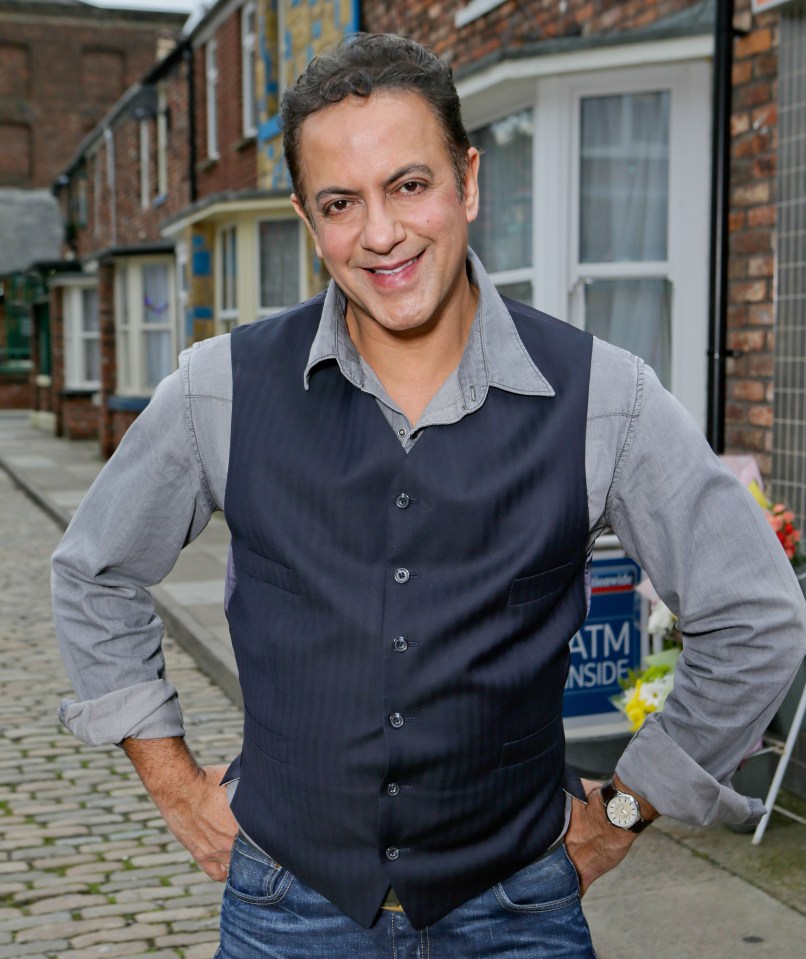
[600,779,652,833]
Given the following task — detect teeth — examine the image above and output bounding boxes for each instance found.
[372,257,417,276]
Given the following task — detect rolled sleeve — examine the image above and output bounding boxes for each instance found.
[607,364,806,824]
[52,366,216,747]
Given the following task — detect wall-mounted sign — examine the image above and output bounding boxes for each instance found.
[563,551,646,723]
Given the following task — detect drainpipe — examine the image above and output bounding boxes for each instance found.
[706,0,737,452]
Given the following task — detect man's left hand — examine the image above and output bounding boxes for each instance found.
[563,778,637,896]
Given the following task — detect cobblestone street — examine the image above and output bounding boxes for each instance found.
[0,470,242,958]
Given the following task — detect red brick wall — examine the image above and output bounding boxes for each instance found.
[0,3,185,189]
[63,53,191,261]
[724,0,778,477]
[0,374,32,409]
[363,0,700,67]
[194,8,257,198]
[63,396,98,441]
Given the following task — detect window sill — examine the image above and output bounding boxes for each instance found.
[107,394,151,412]
[197,156,219,173]
[235,134,256,152]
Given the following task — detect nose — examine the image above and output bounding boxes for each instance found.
[360,197,405,253]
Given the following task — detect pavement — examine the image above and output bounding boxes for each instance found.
[1,408,805,958]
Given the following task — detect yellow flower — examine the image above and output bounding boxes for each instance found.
[624,681,650,732]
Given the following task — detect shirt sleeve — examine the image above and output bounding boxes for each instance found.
[52,365,216,746]
[607,363,806,826]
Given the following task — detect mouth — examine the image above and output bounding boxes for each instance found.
[366,254,421,276]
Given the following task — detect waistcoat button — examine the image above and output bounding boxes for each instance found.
[395,493,411,509]
[394,568,409,583]
[392,636,408,652]
[386,783,400,796]
[386,847,400,860]
[389,712,405,728]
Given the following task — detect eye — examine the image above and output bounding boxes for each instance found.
[322,198,353,216]
[398,180,425,196]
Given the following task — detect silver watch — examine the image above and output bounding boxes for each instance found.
[600,779,652,833]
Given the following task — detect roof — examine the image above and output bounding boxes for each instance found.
[0,189,62,276]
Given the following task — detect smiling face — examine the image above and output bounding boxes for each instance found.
[292,91,480,343]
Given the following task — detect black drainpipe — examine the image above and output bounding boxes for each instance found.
[706,0,738,452]
[186,45,198,203]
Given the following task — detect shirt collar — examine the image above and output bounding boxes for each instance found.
[303,247,554,402]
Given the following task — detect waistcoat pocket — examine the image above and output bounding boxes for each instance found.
[499,716,560,767]
[508,561,575,606]
[238,545,299,595]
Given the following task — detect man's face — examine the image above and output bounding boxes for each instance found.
[292,91,480,339]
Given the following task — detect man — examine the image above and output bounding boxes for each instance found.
[52,33,805,958]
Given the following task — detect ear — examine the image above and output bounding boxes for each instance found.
[291,193,322,259]
[463,147,481,225]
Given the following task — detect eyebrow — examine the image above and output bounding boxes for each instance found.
[314,164,435,208]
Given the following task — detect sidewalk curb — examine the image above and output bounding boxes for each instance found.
[0,450,243,710]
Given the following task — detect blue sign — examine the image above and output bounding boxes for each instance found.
[563,556,644,718]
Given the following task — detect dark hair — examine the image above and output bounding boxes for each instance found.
[281,33,471,217]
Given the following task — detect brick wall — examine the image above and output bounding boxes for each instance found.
[195,8,258,198]
[0,3,185,189]
[724,0,778,477]
[49,283,65,434]
[363,0,700,66]
[62,52,191,262]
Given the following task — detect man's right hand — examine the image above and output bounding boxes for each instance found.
[122,736,238,882]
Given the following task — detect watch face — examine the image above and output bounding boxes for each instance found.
[606,793,640,829]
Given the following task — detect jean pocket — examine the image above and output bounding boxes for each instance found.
[225,834,294,905]
[493,844,580,913]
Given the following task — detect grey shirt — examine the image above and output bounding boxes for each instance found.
[52,249,806,827]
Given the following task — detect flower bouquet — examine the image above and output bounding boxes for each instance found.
[611,644,681,733]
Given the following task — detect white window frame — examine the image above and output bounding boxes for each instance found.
[63,281,101,390]
[139,119,150,209]
[115,257,178,396]
[469,106,536,301]
[257,218,306,314]
[241,1,258,137]
[218,224,239,332]
[206,39,219,159]
[156,85,168,198]
[534,62,710,424]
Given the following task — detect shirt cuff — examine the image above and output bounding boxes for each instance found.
[615,715,766,827]
[58,680,185,746]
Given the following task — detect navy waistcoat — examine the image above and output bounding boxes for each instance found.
[224,293,593,929]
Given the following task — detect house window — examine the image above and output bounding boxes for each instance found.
[242,1,258,137]
[469,109,534,303]
[156,86,168,198]
[219,225,238,331]
[529,62,711,424]
[139,119,150,208]
[576,90,672,385]
[116,259,176,394]
[206,39,219,159]
[258,220,301,313]
[64,285,100,389]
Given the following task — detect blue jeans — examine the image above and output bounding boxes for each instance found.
[216,834,597,957]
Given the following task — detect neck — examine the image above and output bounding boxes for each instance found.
[345,284,478,427]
